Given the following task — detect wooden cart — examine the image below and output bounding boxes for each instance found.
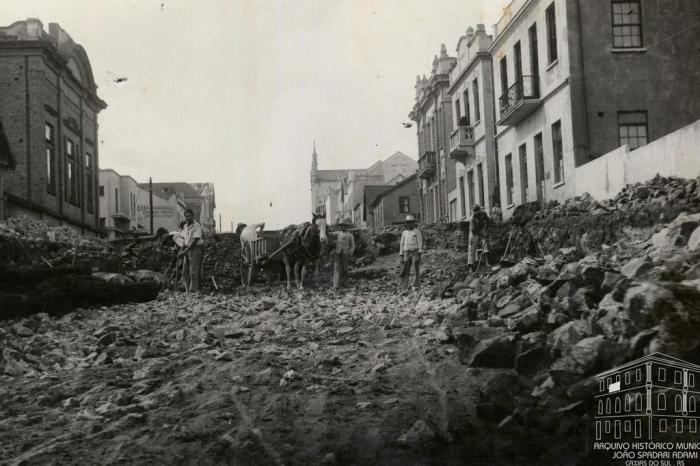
[240,230,292,286]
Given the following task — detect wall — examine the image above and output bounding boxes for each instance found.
[136,193,184,232]
[376,182,420,226]
[574,119,700,201]
[575,0,700,160]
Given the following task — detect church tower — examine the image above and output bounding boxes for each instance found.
[310,141,320,211]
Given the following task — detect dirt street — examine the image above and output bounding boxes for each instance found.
[0,251,518,466]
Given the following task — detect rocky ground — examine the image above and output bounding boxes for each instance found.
[3,176,700,465]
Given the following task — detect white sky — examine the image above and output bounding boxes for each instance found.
[5,0,506,231]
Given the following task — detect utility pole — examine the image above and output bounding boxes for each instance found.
[148,177,153,235]
[219,213,222,233]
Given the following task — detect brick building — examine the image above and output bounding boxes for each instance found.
[490,0,700,218]
[409,44,458,224]
[0,19,106,232]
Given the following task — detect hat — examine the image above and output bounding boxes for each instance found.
[473,204,481,212]
[405,215,416,223]
[340,217,352,226]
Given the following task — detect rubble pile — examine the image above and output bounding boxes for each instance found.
[437,210,700,462]
[200,233,243,291]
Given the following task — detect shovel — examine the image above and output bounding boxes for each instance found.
[499,226,517,267]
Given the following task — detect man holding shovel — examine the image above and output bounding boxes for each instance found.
[468,204,490,273]
[399,215,423,290]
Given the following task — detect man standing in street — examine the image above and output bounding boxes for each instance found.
[331,218,355,290]
[468,204,490,273]
[399,215,423,289]
[179,208,203,293]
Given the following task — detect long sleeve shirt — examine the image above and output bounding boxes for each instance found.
[333,231,355,255]
[400,229,423,255]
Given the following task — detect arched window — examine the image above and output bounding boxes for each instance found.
[606,399,612,414]
[676,395,683,412]
[690,396,696,413]
[615,397,622,413]
[625,394,632,412]
[599,400,604,414]
[636,393,643,411]
[658,393,666,410]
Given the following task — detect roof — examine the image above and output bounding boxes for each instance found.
[371,174,418,207]
[316,169,363,182]
[594,352,700,379]
[363,185,388,209]
[0,120,16,170]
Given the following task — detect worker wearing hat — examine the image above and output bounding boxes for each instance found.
[468,204,490,273]
[399,214,423,289]
[331,217,355,290]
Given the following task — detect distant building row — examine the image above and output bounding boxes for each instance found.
[310,145,419,226]
[410,0,700,222]
[99,169,216,238]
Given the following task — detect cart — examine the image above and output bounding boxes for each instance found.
[240,230,293,286]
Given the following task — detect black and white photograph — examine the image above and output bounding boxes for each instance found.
[1,0,700,464]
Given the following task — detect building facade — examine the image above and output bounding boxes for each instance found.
[594,353,700,441]
[409,45,457,224]
[490,0,700,219]
[146,182,216,232]
[98,169,147,235]
[310,145,417,225]
[448,24,499,222]
[0,19,107,232]
[370,174,420,227]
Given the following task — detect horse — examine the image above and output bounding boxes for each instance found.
[279,212,327,289]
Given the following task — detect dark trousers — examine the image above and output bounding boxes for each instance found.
[400,250,421,288]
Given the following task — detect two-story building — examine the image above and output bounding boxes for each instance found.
[0,19,107,233]
[448,24,499,221]
[98,169,147,235]
[409,45,458,224]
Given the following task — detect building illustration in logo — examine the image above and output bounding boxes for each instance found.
[594,353,700,441]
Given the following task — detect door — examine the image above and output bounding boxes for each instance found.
[534,133,545,201]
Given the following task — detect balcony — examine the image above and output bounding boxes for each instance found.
[417,151,436,179]
[449,126,475,164]
[498,75,541,126]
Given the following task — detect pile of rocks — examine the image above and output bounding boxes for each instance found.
[437,211,700,460]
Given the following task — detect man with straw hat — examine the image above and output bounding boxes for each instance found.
[331,217,355,290]
[399,214,423,289]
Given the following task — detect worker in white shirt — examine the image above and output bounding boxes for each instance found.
[330,218,355,290]
[178,208,203,292]
[399,215,423,289]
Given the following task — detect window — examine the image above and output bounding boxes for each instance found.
[477,163,485,207]
[606,398,611,414]
[99,217,106,231]
[615,397,621,413]
[625,371,630,385]
[675,370,682,384]
[636,393,642,411]
[659,419,667,432]
[534,133,544,201]
[607,377,612,388]
[519,144,528,203]
[545,3,558,64]
[658,393,666,410]
[634,420,641,438]
[500,56,509,96]
[513,41,523,81]
[64,138,78,205]
[85,153,94,214]
[114,188,119,212]
[624,420,631,432]
[612,1,642,48]
[676,395,683,412]
[463,89,471,125]
[691,420,697,433]
[45,123,56,194]
[505,154,513,206]
[691,373,695,387]
[659,367,666,382]
[625,394,632,412]
[636,368,642,381]
[690,396,696,412]
[618,111,648,150]
[454,98,461,124]
[677,419,683,433]
[399,196,410,213]
[598,400,604,414]
[472,78,481,122]
[528,23,539,95]
[99,185,105,197]
[551,121,563,184]
[605,420,611,433]
[449,199,457,221]
[599,380,604,392]
[459,176,466,218]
